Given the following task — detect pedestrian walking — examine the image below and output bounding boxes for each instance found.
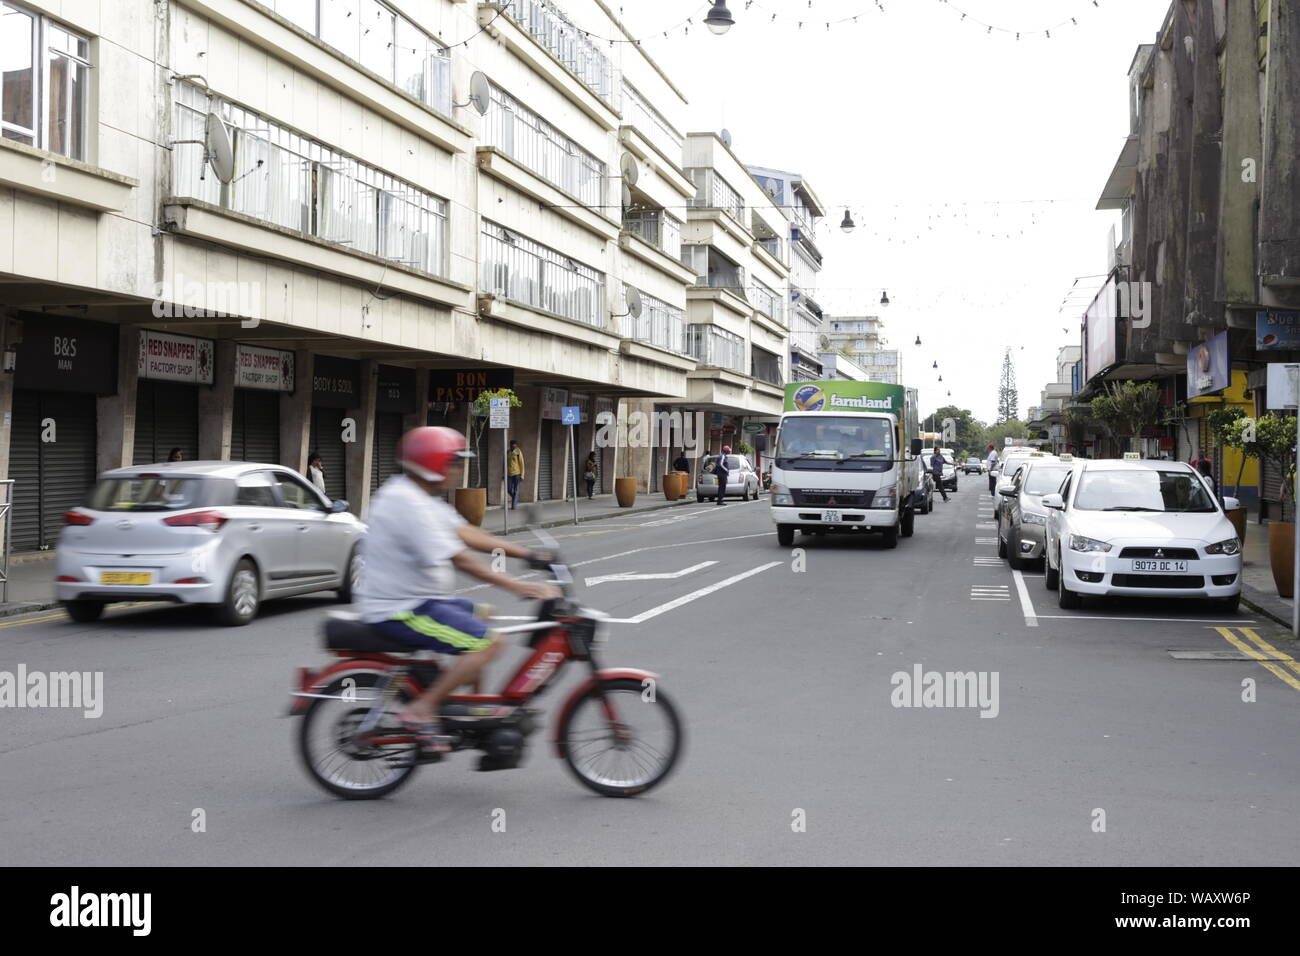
[985,444,1000,496]
[308,452,327,494]
[507,439,525,509]
[583,451,598,500]
[713,446,731,506]
[930,449,949,503]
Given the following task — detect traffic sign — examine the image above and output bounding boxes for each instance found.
[561,405,580,426]
[489,397,509,429]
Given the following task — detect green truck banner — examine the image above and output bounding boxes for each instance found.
[784,381,907,420]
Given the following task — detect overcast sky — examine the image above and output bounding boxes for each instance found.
[619,0,1173,423]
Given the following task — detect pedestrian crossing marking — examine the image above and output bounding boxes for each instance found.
[973,557,1003,565]
[971,584,1011,601]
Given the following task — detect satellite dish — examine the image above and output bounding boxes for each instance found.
[624,285,643,318]
[818,334,831,350]
[620,152,639,187]
[621,184,632,208]
[205,112,235,184]
[764,181,781,199]
[453,71,491,115]
[720,128,732,148]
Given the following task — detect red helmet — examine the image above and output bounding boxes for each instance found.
[721,445,732,454]
[399,427,473,482]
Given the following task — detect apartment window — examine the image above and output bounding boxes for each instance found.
[272,0,451,117]
[1,3,88,160]
[622,206,681,259]
[172,83,448,276]
[751,345,782,386]
[753,279,784,326]
[483,82,604,208]
[498,0,614,107]
[686,324,744,372]
[480,220,604,327]
[681,244,746,298]
[685,167,744,224]
[619,287,685,353]
[621,81,682,159]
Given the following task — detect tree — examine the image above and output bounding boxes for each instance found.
[1089,381,1161,449]
[986,418,1030,451]
[996,349,1019,424]
[1254,414,1298,521]
[922,405,987,456]
[467,387,521,488]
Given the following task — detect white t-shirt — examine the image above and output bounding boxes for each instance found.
[356,475,467,622]
[986,450,1000,473]
[309,465,327,493]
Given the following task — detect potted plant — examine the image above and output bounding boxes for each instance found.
[1208,406,1248,541]
[1254,414,1297,596]
[458,387,521,525]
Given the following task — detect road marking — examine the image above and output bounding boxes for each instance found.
[1036,615,1257,624]
[1011,569,1038,627]
[0,601,160,629]
[585,560,717,587]
[1212,626,1300,692]
[975,537,998,544]
[973,557,1003,566]
[569,532,773,569]
[636,509,713,528]
[1237,627,1300,675]
[971,585,1010,601]
[976,523,996,530]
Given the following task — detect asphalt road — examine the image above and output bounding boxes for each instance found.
[3,484,1299,866]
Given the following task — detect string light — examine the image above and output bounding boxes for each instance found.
[739,0,1102,37]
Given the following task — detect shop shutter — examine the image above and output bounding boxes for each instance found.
[231,389,280,464]
[134,381,198,465]
[310,407,347,501]
[9,391,97,551]
[371,413,404,492]
[537,420,554,500]
[9,390,43,552]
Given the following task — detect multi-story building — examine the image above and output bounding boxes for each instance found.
[0,0,712,549]
[823,315,901,384]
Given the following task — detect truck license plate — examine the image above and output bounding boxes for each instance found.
[821,510,842,523]
[1129,560,1187,573]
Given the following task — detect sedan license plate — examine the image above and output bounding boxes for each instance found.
[100,571,153,585]
[821,510,842,523]
[1129,560,1187,573]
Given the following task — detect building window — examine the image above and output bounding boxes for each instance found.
[619,286,685,353]
[622,206,681,259]
[271,0,451,117]
[172,82,449,277]
[480,220,604,327]
[686,324,744,373]
[498,0,615,107]
[753,279,784,326]
[622,81,682,159]
[1,2,89,160]
[684,167,744,224]
[482,82,605,208]
[751,345,782,386]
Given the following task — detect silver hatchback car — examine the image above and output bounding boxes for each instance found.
[696,454,761,502]
[56,462,365,626]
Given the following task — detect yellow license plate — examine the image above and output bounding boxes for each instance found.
[100,571,152,585]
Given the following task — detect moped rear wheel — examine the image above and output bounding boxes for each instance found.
[298,672,418,799]
[558,678,683,797]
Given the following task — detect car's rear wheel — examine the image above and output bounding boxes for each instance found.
[215,558,261,626]
[63,600,105,623]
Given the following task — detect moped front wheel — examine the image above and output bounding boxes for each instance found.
[298,672,419,800]
[558,678,683,797]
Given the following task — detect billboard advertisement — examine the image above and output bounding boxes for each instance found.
[1187,331,1229,398]
[783,381,906,420]
[1083,276,1118,384]
[1256,310,1300,350]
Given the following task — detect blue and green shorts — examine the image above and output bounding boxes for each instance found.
[372,597,492,654]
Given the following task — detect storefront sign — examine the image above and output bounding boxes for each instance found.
[541,387,569,420]
[1266,363,1300,409]
[14,314,118,395]
[236,344,294,391]
[137,330,214,385]
[429,368,515,404]
[1256,310,1300,350]
[1187,331,1229,398]
[312,355,361,408]
[376,365,417,414]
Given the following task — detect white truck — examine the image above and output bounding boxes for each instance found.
[769,381,924,548]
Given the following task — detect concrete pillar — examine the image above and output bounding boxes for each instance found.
[403,368,430,433]
[507,384,541,506]
[97,324,140,473]
[279,350,313,471]
[344,359,377,516]
[198,340,236,460]
[0,317,17,549]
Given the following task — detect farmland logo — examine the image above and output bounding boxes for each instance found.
[829,392,893,411]
[792,385,825,411]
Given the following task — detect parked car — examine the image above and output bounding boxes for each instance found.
[941,455,959,491]
[1041,459,1242,612]
[696,454,761,502]
[56,461,364,625]
[914,472,936,514]
[996,460,1075,569]
[962,457,984,475]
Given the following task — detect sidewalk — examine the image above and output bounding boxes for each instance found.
[0,491,699,619]
[1238,507,1295,628]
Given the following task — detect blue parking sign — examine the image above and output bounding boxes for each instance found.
[561,406,580,425]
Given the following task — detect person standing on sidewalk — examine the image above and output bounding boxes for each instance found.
[506,439,524,510]
[713,447,731,506]
[930,449,949,503]
[308,452,327,494]
[583,451,598,500]
[986,444,1000,496]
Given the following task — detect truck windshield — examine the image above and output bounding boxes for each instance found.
[776,417,894,470]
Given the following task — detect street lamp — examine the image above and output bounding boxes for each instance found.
[932,360,938,369]
[880,290,890,307]
[705,1,734,34]
[914,335,921,346]
[938,375,943,382]
[840,209,855,233]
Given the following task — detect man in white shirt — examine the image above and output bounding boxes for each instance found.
[357,427,559,751]
[985,444,1000,496]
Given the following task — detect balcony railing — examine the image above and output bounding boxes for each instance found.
[685,168,744,224]
[619,288,686,354]
[757,236,786,264]
[480,221,604,327]
[686,324,745,373]
[752,280,784,326]
[483,83,605,208]
[621,81,683,160]
[172,83,448,276]
[499,0,615,107]
[622,208,682,259]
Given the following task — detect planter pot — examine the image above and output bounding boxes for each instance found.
[664,473,687,500]
[1268,522,1296,598]
[455,487,486,527]
[1226,507,1247,546]
[615,477,638,508]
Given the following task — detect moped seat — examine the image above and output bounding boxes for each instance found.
[323,612,420,653]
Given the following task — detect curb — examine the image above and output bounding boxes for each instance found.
[1241,588,1294,632]
[0,600,60,619]
[490,496,698,536]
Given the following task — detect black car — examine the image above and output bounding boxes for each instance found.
[962,457,983,475]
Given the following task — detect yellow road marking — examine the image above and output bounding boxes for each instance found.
[1211,626,1300,693]
[1238,627,1300,678]
[0,601,160,629]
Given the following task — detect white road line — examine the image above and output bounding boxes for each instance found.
[976,523,997,530]
[584,560,717,587]
[973,557,1003,565]
[975,538,998,544]
[569,532,773,569]
[1012,569,1038,627]
[619,561,782,624]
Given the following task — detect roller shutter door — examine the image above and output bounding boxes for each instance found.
[309,407,347,501]
[134,381,198,465]
[10,390,97,551]
[370,413,403,492]
[231,389,280,464]
[537,420,554,500]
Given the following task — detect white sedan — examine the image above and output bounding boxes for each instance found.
[1042,459,1242,613]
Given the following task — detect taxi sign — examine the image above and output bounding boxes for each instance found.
[1123,452,1141,461]
[1059,453,1074,462]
